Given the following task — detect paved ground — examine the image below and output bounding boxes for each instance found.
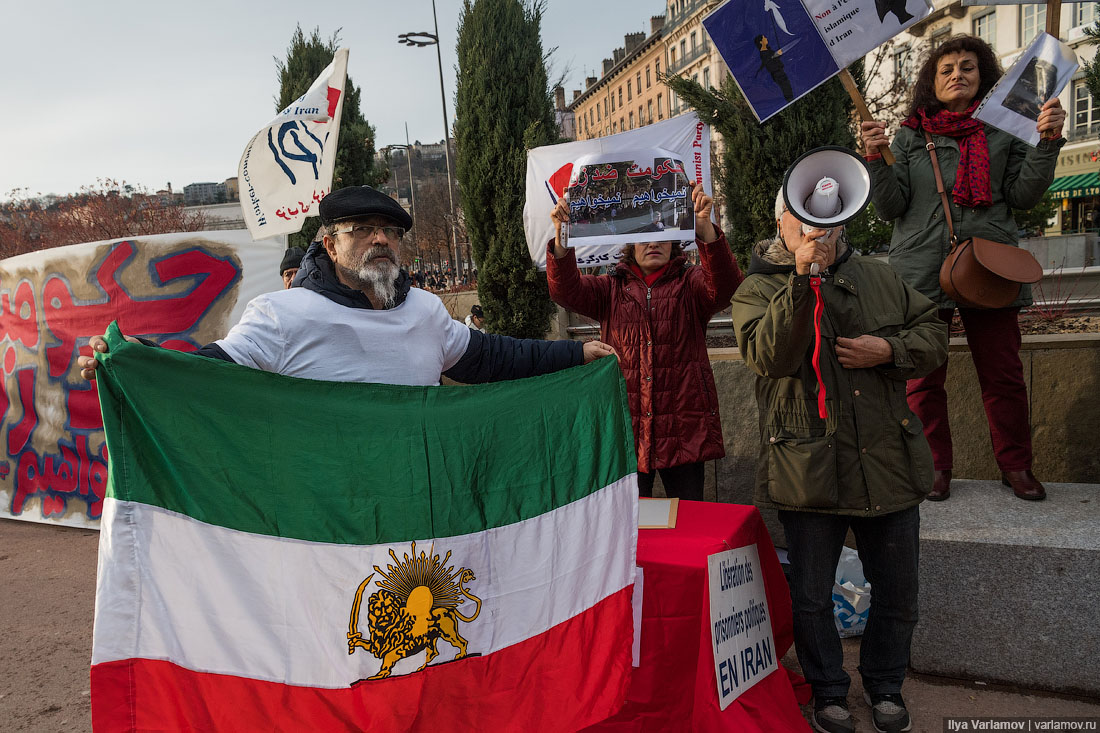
[2,517,1098,732]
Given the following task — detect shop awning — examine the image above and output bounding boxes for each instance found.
[1049,172,1100,200]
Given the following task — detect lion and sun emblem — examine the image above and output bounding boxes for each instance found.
[348,542,483,681]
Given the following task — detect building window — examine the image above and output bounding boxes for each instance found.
[680,40,687,60]
[930,26,950,50]
[629,112,634,129]
[648,100,654,123]
[655,58,661,77]
[637,72,642,93]
[1074,1,1098,27]
[638,105,644,124]
[892,43,913,83]
[646,67,652,87]
[611,94,615,112]
[1074,80,1099,135]
[692,73,699,84]
[972,10,996,45]
[703,66,711,89]
[627,80,632,100]
[658,94,664,119]
[620,116,625,131]
[619,87,623,106]
[691,31,697,52]
[1019,4,1045,47]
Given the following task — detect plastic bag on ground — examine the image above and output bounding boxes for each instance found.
[833,546,871,638]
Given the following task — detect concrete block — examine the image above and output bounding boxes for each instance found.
[1030,349,1100,483]
[912,480,1100,696]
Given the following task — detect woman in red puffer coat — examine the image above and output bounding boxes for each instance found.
[547,182,743,500]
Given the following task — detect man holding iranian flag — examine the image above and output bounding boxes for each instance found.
[87,324,637,730]
[80,46,629,731]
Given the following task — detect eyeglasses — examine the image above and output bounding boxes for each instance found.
[334,224,405,240]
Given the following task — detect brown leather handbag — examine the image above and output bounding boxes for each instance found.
[924,132,1043,309]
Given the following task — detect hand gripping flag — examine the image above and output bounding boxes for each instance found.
[90,323,638,732]
[238,48,348,240]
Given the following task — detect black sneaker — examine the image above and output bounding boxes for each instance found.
[863,691,911,733]
[812,696,855,733]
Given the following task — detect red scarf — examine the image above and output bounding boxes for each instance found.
[629,263,670,287]
[902,100,992,208]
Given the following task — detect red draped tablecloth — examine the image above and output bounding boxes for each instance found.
[585,500,809,732]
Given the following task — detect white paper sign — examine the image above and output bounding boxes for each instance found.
[563,150,694,249]
[707,544,778,709]
[703,0,931,122]
[974,32,1080,146]
[524,114,710,270]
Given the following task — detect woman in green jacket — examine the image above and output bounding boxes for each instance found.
[862,35,1067,502]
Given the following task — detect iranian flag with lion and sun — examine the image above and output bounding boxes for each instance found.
[89,323,637,731]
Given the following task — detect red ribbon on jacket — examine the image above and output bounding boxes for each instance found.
[810,274,828,420]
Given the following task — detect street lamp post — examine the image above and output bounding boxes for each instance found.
[399,0,461,282]
[381,125,420,263]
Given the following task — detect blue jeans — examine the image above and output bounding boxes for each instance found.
[778,506,920,698]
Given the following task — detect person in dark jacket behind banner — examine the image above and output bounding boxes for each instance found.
[79,186,615,385]
[862,35,1066,501]
[547,182,743,501]
[732,189,947,733]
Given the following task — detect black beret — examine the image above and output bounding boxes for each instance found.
[279,248,304,274]
[318,186,413,229]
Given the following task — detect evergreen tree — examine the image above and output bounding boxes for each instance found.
[454,0,558,338]
[275,26,385,248]
[1084,21,1100,101]
[665,74,881,267]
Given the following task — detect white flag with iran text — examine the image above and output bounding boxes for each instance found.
[238,48,348,240]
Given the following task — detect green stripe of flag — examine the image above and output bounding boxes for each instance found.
[94,322,636,545]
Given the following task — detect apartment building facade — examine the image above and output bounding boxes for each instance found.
[568,17,671,141]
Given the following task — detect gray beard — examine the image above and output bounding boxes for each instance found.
[338,249,399,308]
[360,259,398,308]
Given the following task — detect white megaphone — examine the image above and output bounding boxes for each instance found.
[781,146,871,275]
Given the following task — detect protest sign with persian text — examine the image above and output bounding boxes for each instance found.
[524,113,710,270]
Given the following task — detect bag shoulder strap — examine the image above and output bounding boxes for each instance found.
[923,130,957,245]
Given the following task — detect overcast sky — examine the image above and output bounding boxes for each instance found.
[0,0,667,199]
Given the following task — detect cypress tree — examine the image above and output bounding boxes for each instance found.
[454,0,558,338]
[665,73,874,266]
[275,26,385,248]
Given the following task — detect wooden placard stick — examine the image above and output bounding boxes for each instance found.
[1042,0,1063,141]
[838,67,895,165]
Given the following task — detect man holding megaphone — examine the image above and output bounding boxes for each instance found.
[731,151,948,733]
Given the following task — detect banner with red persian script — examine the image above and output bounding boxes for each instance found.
[0,230,284,528]
[238,48,348,240]
[523,113,710,271]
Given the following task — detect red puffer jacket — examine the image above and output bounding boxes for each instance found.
[546,232,743,473]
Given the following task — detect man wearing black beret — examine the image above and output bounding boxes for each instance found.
[80,186,615,386]
[279,248,304,290]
